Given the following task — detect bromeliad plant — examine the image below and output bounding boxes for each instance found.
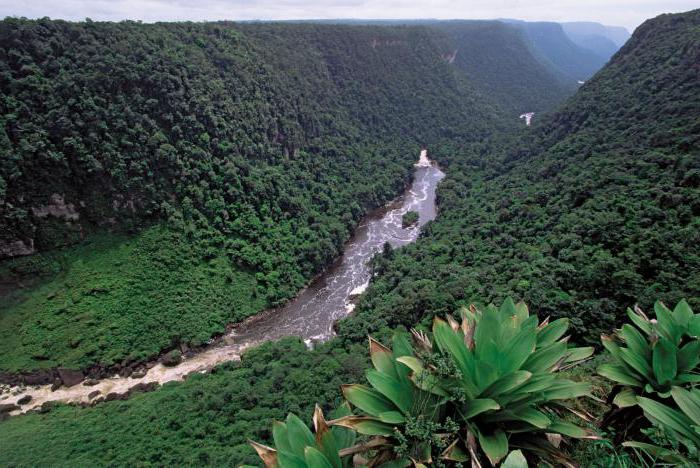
[623,386,700,465]
[251,299,598,467]
[598,300,700,408]
[249,404,357,468]
[336,299,597,466]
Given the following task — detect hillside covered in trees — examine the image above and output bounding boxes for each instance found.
[0,18,577,374]
[342,9,700,346]
[0,8,698,467]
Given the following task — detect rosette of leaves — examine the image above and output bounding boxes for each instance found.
[250,404,357,468]
[598,300,700,409]
[333,332,446,465]
[336,299,596,466]
[623,386,700,465]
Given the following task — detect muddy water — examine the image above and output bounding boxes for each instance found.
[3,153,444,415]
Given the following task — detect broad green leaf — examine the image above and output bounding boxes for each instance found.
[673,300,693,329]
[304,446,333,468]
[515,301,529,325]
[501,327,537,374]
[523,342,567,373]
[676,373,700,384]
[540,380,591,400]
[272,421,292,454]
[652,337,677,385]
[654,301,680,343]
[366,370,412,415]
[619,324,650,358]
[378,411,406,424]
[671,386,700,425]
[463,398,500,418]
[286,413,315,458]
[342,384,395,417]
[395,356,423,374]
[637,397,699,444]
[330,416,396,436]
[482,371,532,398]
[677,340,700,373]
[408,369,448,396]
[689,315,700,337]
[598,363,643,387]
[537,318,569,347]
[433,317,478,398]
[612,387,638,408]
[278,450,306,468]
[500,297,518,319]
[619,347,652,379]
[547,421,598,439]
[511,407,551,428]
[501,450,528,468]
[565,346,594,363]
[626,308,652,335]
[477,429,509,466]
[369,337,397,378]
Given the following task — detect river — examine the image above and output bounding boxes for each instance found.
[1,151,444,415]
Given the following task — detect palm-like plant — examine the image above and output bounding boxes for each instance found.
[250,404,357,468]
[623,386,700,465]
[336,299,597,466]
[598,300,700,408]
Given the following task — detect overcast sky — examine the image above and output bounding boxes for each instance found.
[0,1,697,31]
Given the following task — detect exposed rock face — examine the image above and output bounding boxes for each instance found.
[0,403,19,413]
[160,350,182,367]
[57,368,84,387]
[17,395,31,405]
[0,239,35,257]
[31,194,80,221]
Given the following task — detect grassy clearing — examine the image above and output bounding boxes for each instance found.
[0,226,264,373]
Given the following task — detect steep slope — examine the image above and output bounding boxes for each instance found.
[0,10,697,467]
[339,9,700,345]
[562,21,631,48]
[0,19,507,373]
[429,21,576,113]
[504,19,609,82]
[562,30,619,62]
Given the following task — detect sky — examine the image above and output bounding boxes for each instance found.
[0,0,697,31]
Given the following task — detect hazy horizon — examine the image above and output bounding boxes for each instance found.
[1,1,698,31]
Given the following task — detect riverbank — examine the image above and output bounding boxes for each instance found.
[0,153,444,418]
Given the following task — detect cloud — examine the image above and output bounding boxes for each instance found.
[0,0,697,30]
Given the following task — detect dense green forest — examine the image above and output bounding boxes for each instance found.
[0,19,515,373]
[0,8,699,467]
[340,9,700,346]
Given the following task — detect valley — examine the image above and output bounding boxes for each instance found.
[1,153,444,414]
[0,8,698,467]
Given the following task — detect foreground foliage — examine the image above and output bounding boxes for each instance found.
[598,300,700,407]
[255,299,597,466]
[597,299,700,464]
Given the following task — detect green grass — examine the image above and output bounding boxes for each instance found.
[0,225,265,373]
[0,338,367,466]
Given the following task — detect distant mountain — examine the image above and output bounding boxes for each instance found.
[561,21,631,48]
[502,19,609,82]
[429,21,576,113]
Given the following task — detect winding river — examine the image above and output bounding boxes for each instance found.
[2,152,444,415]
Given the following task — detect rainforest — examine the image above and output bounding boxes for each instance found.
[0,6,699,467]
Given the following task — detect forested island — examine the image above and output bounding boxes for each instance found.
[0,8,699,467]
